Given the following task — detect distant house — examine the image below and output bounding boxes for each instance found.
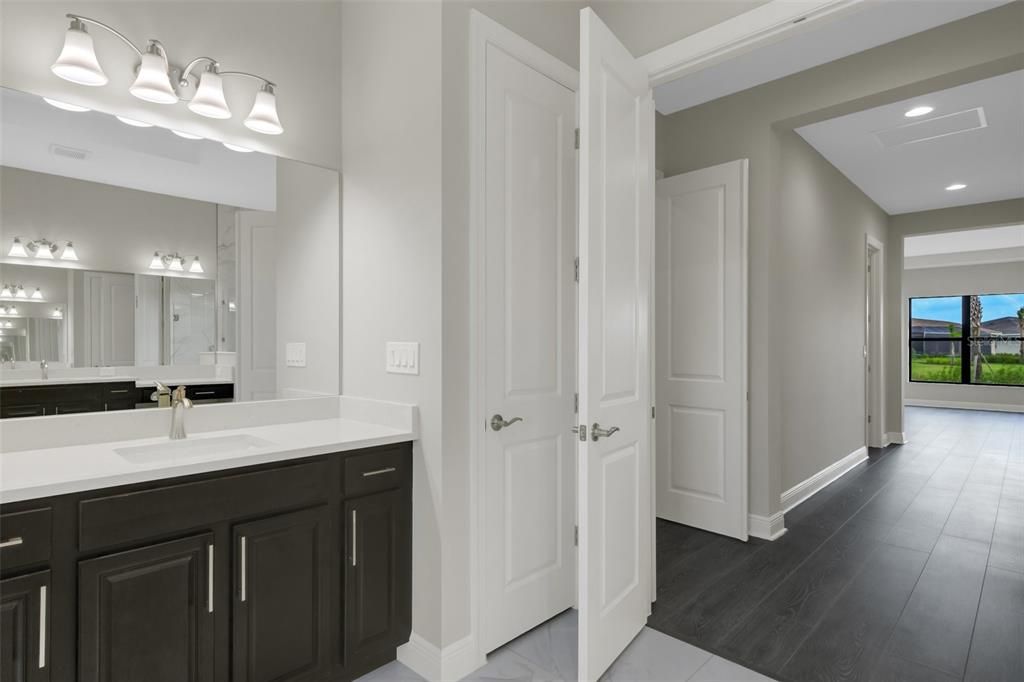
[911,316,1022,356]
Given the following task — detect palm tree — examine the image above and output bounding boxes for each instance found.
[1018,306,1024,359]
[970,296,983,381]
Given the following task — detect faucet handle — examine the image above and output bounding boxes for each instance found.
[150,380,171,402]
[172,385,194,409]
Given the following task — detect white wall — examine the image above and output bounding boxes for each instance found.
[0,1,342,169]
[275,159,340,399]
[341,0,445,651]
[903,260,1023,411]
[1,166,217,279]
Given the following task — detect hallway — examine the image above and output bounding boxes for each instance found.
[650,406,1024,682]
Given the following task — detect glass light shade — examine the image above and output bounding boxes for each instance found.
[189,257,204,273]
[34,244,54,260]
[168,256,184,272]
[6,306,17,316]
[222,142,253,153]
[149,252,165,270]
[171,129,203,140]
[31,288,43,300]
[43,97,90,112]
[188,70,231,119]
[0,285,11,298]
[61,242,79,261]
[244,87,283,135]
[116,115,153,128]
[14,286,27,299]
[8,239,28,258]
[51,25,108,86]
[946,183,967,191]
[130,50,179,104]
[53,308,63,318]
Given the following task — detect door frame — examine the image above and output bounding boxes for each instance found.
[865,234,885,447]
[468,9,579,673]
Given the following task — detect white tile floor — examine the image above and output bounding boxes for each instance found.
[356,609,775,681]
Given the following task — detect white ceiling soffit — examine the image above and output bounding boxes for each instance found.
[0,87,276,211]
[646,0,1012,115]
[904,225,1024,269]
[796,70,1024,215]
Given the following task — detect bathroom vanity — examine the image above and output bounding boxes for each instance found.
[0,379,234,418]
[0,400,415,682]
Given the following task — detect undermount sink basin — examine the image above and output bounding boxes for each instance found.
[115,434,277,463]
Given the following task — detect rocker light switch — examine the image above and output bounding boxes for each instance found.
[285,342,307,367]
[386,342,419,375]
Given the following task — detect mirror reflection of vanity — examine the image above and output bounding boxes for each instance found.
[0,86,340,418]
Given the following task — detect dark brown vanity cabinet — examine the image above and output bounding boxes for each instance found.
[0,442,412,682]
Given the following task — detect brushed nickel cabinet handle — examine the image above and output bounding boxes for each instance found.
[362,467,396,478]
[39,585,47,669]
[0,536,24,549]
[351,510,357,567]
[207,544,215,614]
[240,536,247,602]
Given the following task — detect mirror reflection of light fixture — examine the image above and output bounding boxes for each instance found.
[129,42,178,104]
[43,97,91,112]
[149,251,166,270]
[171,129,203,140]
[8,238,28,258]
[50,17,108,86]
[116,115,153,128]
[61,242,79,261]
[189,257,204,273]
[1,305,19,316]
[52,308,64,319]
[15,286,27,299]
[31,288,44,300]
[223,142,253,153]
[0,285,11,298]
[167,255,185,272]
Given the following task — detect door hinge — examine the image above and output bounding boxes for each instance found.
[574,257,579,283]
[574,525,579,546]
[574,128,580,150]
[652,405,656,419]
[574,392,578,414]
[868,415,872,423]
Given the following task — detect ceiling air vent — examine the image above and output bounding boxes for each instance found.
[49,143,91,160]
[876,107,987,148]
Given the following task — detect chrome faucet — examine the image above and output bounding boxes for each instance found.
[0,352,13,370]
[150,380,172,407]
[169,385,194,440]
[40,360,48,380]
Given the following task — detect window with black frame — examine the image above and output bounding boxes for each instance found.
[909,293,1024,387]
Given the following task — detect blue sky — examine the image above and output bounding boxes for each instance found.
[912,293,1024,323]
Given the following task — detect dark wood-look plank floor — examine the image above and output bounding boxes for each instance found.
[648,407,1024,682]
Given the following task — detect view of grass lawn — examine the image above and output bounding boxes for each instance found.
[911,354,1024,385]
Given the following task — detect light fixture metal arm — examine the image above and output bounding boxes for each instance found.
[218,71,276,88]
[66,14,143,58]
[179,56,220,86]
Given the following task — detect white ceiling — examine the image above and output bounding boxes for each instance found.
[795,70,1024,215]
[0,87,276,211]
[651,0,1011,115]
[904,225,1024,258]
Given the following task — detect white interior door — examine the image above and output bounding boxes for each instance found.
[655,160,748,541]
[82,271,135,367]
[481,41,578,653]
[577,8,654,680]
[237,210,277,401]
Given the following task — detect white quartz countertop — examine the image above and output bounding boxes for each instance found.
[0,376,233,388]
[0,397,416,503]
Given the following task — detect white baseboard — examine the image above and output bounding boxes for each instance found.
[397,632,485,682]
[885,431,906,446]
[781,446,868,513]
[904,399,1024,414]
[748,511,787,540]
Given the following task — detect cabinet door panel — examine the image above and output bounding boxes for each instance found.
[344,489,410,668]
[232,506,328,682]
[0,570,50,682]
[78,534,214,682]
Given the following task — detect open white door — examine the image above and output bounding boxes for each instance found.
[577,8,654,680]
[655,160,749,541]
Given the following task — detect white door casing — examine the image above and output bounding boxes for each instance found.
[655,160,749,541]
[578,8,655,680]
[480,40,578,654]
[865,235,884,448]
[237,210,277,401]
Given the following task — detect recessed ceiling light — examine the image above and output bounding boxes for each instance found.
[115,115,153,128]
[222,142,253,153]
[905,106,934,118]
[43,97,91,112]
[945,183,967,191]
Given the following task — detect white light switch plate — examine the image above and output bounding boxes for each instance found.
[285,342,307,367]
[386,342,419,375]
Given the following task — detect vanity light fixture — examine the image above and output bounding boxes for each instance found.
[222,142,253,153]
[0,285,11,298]
[50,14,284,134]
[14,286,28,299]
[31,288,44,300]
[1,305,19,317]
[43,97,91,112]
[116,115,153,128]
[149,252,166,270]
[189,257,204,273]
[61,242,79,261]
[52,308,64,319]
[168,255,185,272]
[8,238,28,258]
